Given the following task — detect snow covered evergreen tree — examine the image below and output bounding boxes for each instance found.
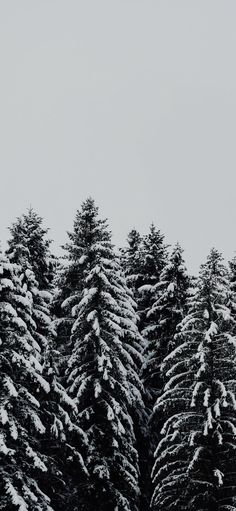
[58,198,144,511]
[142,243,189,406]
[0,252,54,510]
[151,249,236,511]
[52,198,113,382]
[39,337,88,511]
[120,229,144,298]
[140,243,189,510]
[7,207,54,291]
[138,223,168,333]
[5,214,88,510]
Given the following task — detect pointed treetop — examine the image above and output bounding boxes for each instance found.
[7,207,52,290]
[65,197,112,255]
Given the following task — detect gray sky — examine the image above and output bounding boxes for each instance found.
[0,1,236,272]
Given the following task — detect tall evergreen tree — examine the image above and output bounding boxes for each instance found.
[7,207,53,291]
[0,252,54,510]
[140,243,189,510]
[58,198,144,511]
[138,223,168,333]
[5,215,88,510]
[121,229,144,299]
[151,249,236,511]
[142,243,190,406]
[52,198,111,356]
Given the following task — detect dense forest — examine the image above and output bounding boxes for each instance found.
[0,197,236,511]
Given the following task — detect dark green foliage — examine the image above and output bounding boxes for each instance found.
[58,199,144,511]
[7,207,53,290]
[151,249,236,511]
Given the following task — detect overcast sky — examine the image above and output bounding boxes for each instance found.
[0,1,236,272]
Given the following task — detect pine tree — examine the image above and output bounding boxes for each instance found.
[139,244,189,510]
[59,198,144,511]
[121,229,144,298]
[138,223,168,333]
[0,252,53,510]
[142,243,189,406]
[7,207,53,291]
[151,249,236,511]
[52,198,111,357]
[6,215,88,510]
[39,337,89,511]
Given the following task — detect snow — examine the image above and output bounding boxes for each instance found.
[191,382,202,407]
[26,445,47,472]
[79,255,87,265]
[0,407,9,425]
[203,388,211,408]
[87,310,97,322]
[1,278,14,290]
[22,485,38,504]
[214,469,224,486]
[167,282,175,293]
[94,382,102,398]
[188,447,203,471]
[0,434,15,456]
[31,412,46,434]
[93,464,110,480]
[107,405,114,421]
[34,373,50,394]
[53,382,77,411]
[0,302,17,316]
[214,399,220,417]
[92,317,100,335]
[203,408,213,435]
[5,482,28,511]
[79,287,97,309]
[4,376,18,397]
[10,421,18,440]
[205,321,218,342]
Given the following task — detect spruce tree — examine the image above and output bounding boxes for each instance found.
[140,244,189,510]
[7,207,53,291]
[138,223,168,333]
[59,198,144,511]
[6,215,88,510]
[151,249,236,511]
[0,252,53,510]
[52,198,111,357]
[121,229,144,298]
[142,243,189,406]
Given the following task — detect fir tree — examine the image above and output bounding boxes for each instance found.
[7,207,53,291]
[6,216,88,510]
[138,223,168,332]
[0,252,53,510]
[59,198,144,511]
[121,229,144,298]
[151,249,236,511]
[39,337,88,511]
[142,243,189,406]
[52,198,111,356]
[140,244,189,510]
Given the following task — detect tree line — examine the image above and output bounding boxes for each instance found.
[0,197,236,511]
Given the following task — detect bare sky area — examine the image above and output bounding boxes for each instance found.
[0,1,236,272]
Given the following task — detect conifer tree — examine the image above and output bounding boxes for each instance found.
[7,208,53,290]
[121,229,144,298]
[138,223,168,332]
[142,243,189,406]
[140,244,189,510]
[151,249,236,511]
[5,215,88,510]
[0,252,53,510]
[59,198,144,511]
